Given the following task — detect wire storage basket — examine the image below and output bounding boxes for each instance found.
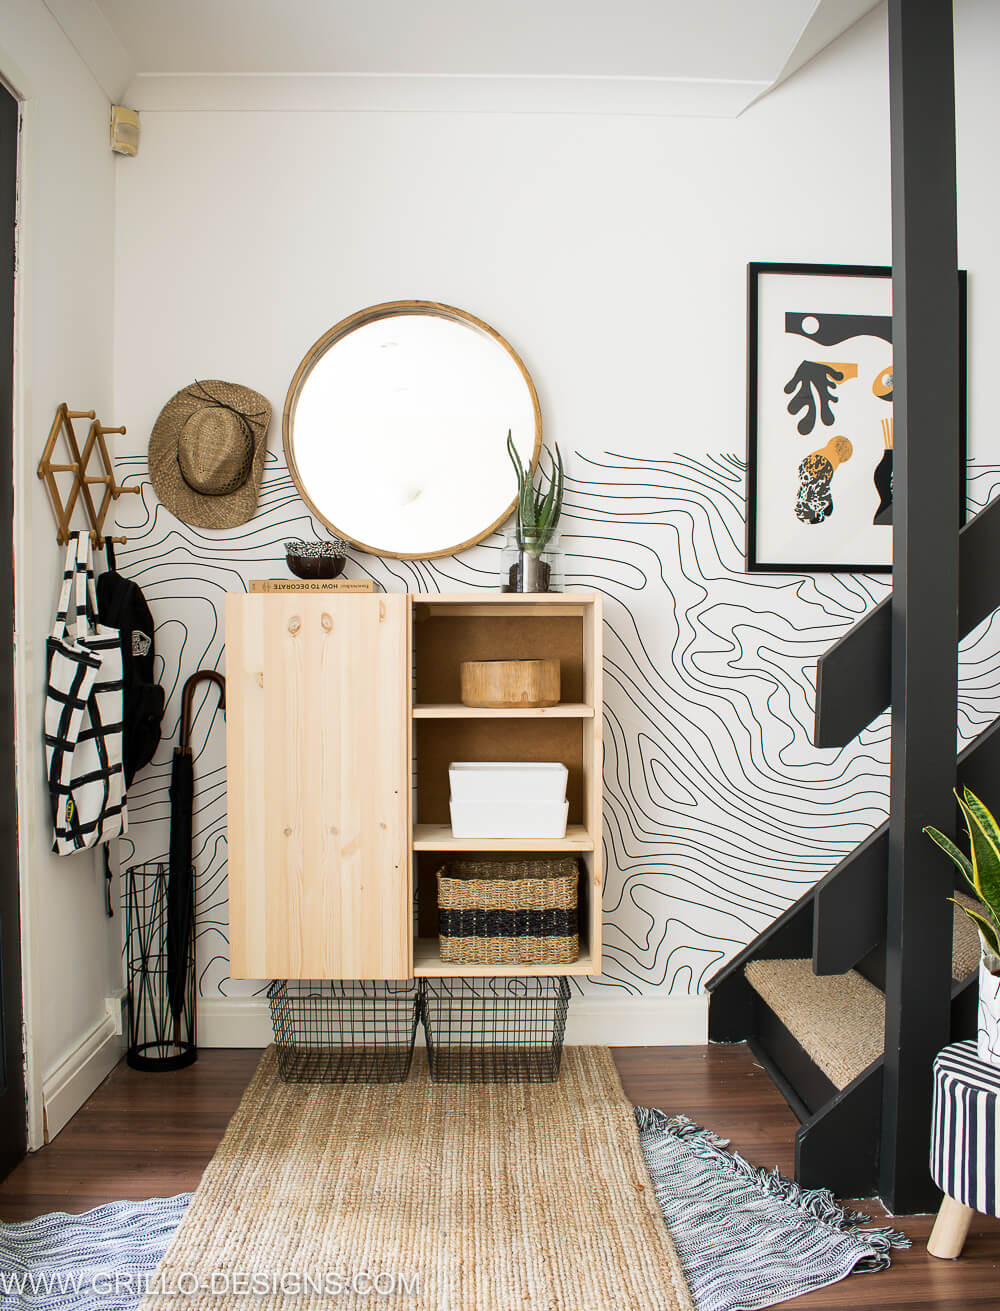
[267,980,420,1084]
[420,977,570,1083]
[125,863,196,1071]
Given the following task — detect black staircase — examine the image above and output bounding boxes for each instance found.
[707,706,992,1198]
[708,0,972,1214]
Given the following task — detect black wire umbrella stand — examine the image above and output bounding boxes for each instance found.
[126,670,225,1072]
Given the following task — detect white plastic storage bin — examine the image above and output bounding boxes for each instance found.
[448,762,568,803]
[449,799,570,840]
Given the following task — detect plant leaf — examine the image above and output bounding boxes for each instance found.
[506,429,523,483]
[507,432,524,503]
[957,791,1000,922]
[550,442,564,533]
[950,897,1000,958]
[536,449,558,547]
[507,430,532,545]
[923,824,975,886]
[521,474,536,530]
[964,787,1000,849]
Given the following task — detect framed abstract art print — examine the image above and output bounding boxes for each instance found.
[745,261,966,573]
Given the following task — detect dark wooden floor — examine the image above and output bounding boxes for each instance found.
[2,1044,998,1308]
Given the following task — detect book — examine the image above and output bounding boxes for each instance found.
[247,579,376,594]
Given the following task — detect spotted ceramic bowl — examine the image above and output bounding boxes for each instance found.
[284,538,349,580]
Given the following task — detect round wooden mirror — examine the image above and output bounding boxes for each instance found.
[283,301,541,559]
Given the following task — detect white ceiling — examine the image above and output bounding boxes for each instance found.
[43,0,883,117]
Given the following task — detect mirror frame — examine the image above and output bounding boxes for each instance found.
[282,300,542,560]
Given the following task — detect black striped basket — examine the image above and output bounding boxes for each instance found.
[436,858,579,965]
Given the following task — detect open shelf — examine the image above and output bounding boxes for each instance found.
[412,823,594,851]
[413,938,596,977]
[413,702,594,719]
[410,592,603,977]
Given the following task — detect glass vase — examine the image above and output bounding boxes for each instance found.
[500,532,564,593]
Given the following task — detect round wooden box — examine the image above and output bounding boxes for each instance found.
[459,659,560,708]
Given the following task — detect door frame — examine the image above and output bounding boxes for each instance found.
[0,44,43,1150]
[0,71,25,1173]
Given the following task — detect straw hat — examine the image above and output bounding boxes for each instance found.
[148,380,272,529]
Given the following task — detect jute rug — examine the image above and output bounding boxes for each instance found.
[139,1046,693,1311]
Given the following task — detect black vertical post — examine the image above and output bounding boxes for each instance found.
[881,0,961,1214]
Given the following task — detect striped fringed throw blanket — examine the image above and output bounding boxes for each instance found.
[0,1196,190,1310]
[636,1109,909,1311]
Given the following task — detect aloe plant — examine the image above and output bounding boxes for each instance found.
[924,788,1000,961]
[506,431,564,557]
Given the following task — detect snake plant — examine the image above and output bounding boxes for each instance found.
[925,788,1000,960]
[506,431,564,556]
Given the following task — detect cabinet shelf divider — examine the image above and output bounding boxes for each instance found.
[412,823,594,852]
[412,702,594,719]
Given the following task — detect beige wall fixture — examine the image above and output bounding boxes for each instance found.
[283,301,541,559]
[225,590,603,980]
[109,106,139,156]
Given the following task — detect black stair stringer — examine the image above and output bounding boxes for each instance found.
[812,713,1000,978]
[815,492,1000,749]
[812,826,887,976]
[795,1061,884,1198]
[705,897,812,1042]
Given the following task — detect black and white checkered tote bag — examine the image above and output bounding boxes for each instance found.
[44,532,127,854]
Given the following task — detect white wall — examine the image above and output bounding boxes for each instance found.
[107,1,1000,1042]
[116,11,893,464]
[1,0,123,1146]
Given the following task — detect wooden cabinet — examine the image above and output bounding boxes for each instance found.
[226,593,411,979]
[226,591,602,980]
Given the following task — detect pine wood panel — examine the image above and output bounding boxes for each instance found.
[583,595,603,966]
[226,594,410,979]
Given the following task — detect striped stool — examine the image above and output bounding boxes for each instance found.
[928,1040,1000,1258]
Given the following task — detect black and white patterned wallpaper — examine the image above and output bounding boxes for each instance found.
[111,450,1000,1002]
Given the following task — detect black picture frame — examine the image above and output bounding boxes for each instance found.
[745,260,967,574]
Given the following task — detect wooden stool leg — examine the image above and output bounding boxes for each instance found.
[927,1194,975,1259]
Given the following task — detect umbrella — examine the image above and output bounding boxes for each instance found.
[168,670,225,1029]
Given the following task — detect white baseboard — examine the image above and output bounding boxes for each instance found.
[41,1011,125,1144]
[198,998,274,1048]
[197,993,707,1049]
[565,994,707,1046]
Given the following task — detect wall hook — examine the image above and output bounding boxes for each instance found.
[38,403,140,548]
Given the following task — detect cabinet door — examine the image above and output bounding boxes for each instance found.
[226,593,410,979]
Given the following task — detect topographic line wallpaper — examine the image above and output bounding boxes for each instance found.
[111,449,1000,1004]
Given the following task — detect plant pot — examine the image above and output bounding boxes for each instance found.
[978,955,1000,1067]
[500,532,563,593]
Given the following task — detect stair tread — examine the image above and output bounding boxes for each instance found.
[744,959,884,1092]
[953,891,985,981]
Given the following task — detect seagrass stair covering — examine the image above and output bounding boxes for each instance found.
[743,895,985,1093]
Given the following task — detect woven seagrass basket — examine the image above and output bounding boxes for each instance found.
[436,858,579,965]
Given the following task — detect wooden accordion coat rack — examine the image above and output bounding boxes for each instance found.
[37,403,139,547]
